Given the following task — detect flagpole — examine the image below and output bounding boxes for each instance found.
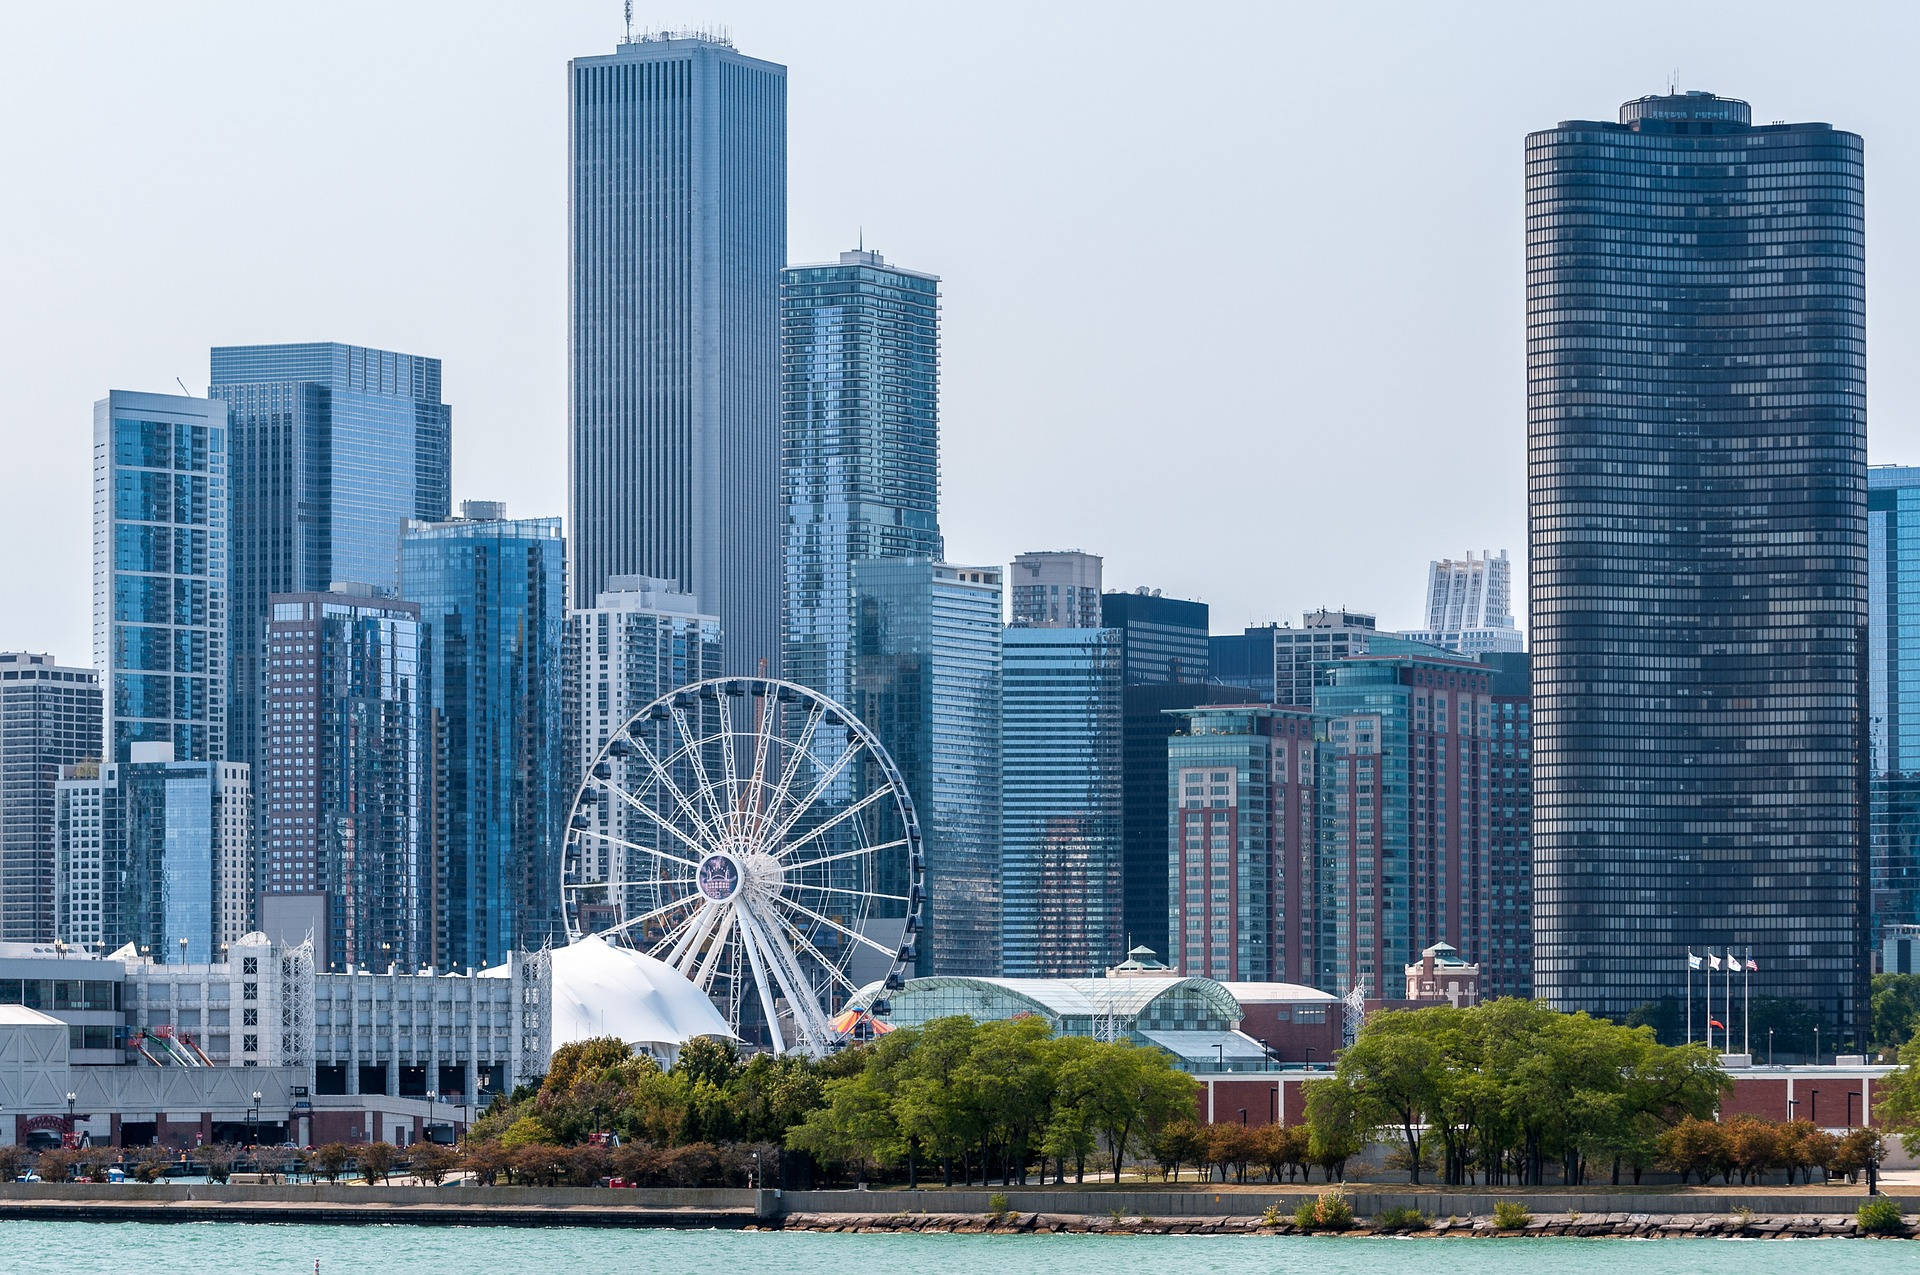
[1743,946,1751,1058]
[1725,952,1732,1058]
[1686,952,1693,1045]
[1705,958,1713,1052]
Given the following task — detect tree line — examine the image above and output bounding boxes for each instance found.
[1307,998,1728,1186]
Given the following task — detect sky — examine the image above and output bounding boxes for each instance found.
[6,0,1920,662]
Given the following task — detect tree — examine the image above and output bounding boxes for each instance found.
[409,1141,458,1185]
[131,1145,175,1183]
[1303,1079,1365,1182]
[313,1143,353,1183]
[1148,1119,1204,1182]
[0,1146,30,1183]
[358,1142,397,1184]
[1873,1036,1920,1156]
[1656,1116,1723,1185]
[1330,1009,1447,1182]
[1725,1116,1782,1185]
[197,1144,237,1185]
[1870,974,1920,1056]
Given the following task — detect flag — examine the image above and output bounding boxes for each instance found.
[1726,951,1740,969]
[1709,954,1722,971]
[1709,1018,1726,1030]
[1746,957,1759,973]
[1687,952,1702,971]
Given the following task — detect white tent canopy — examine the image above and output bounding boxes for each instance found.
[547,934,736,1065]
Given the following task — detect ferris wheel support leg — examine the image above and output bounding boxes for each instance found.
[734,917,790,1056]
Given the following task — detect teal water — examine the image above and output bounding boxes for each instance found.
[4,1222,1917,1275]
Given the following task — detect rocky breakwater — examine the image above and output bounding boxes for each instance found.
[773,1209,1913,1240]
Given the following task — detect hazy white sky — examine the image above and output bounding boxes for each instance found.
[6,0,1920,662]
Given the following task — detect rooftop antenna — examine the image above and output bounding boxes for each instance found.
[174,377,192,398]
[1669,67,1680,95]
[858,226,864,252]
[623,0,633,43]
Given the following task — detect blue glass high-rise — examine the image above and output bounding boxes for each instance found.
[569,32,786,676]
[1870,466,1920,948]
[94,391,230,765]
[208,343,451,782]
[1000,625,1124,976]
[401,505,565,971]
[783,249,942,704]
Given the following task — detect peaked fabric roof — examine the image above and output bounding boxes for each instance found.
[548,935,736,1057]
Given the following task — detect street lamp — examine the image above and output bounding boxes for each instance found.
[1810,1089,1821,1125]
[1846,1090,1859,1130]
[1304,1046,1316,1071]
[178,937,188,965]
[1213,1043,1225,1072]
[65,1091,76,1142]
[1238,1107,1247,1127]
[1788,1098,1799,1122]
[1814,1025,1822,1064]
[751,1149,761,1190]
[249,1090,262,1148]
[1768,1029,1775,1066]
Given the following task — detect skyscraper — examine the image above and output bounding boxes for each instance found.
[1008,551,1103,628]
[0,653,101,942]
[563,576,722,935]
[260,589,424,973]
[1209,609,1379,709]
[1313,651,1493,995]
[208,343,452,797]
[1167,704,1316,983]
[55,744,252,965]
[1098,588,1233,958]
[1000,624,1124,976]
[1402,550,1523,655]
[1482,650,1533,1000]
[95,391,229,765]
[783,249,942,703]
[569,31,786,676]
[853,559,1002,976]
[1869,466,1920,947]
[1528,91,1868,1039]
[402,504,566,971]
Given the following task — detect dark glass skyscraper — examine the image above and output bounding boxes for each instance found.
[783,249,942,704]
[1528,91,1868,1041]
[569,32,786,676]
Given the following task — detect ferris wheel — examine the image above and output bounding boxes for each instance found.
[560,676,923,1057]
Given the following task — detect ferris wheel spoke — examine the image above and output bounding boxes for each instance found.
[598,890,702,940]
[761,736,864,848]
[589,776,713,859]
[745,692,777,831]
[741,903,835,1049]
[714,694,743,821]
[664,899,725,972]
[759,701,824,842]
[771,782,893,859]
[571,822,702,871]
[624,730,723,847]
[778,895,902,960]
[734,915,790,1056]
[670,706,737,839]
[692,907,738,992]
[785,880,910,905]
[768,908,861,996]
[782,837,910,874]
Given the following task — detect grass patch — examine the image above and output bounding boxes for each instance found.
[1858,1198,1905,1236]
[1492,1200,1533,1231]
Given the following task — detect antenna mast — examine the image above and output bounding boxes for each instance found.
[623,0,633,43]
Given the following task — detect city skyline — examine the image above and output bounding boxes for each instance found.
[26,4,1920,662]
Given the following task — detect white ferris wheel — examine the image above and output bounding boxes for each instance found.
[560,676,923,1057]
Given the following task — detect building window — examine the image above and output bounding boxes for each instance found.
[243,1034,258,1053]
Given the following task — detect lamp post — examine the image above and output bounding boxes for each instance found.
[65,1091,76,1144]
[1814,1025,1822,1064]
[1788,1098,1799,1122]
[1846,1090,1859,1130]
[249,1090,262,1148]
[751,1149,761,1190]
[178,936,188,966]
[1809,1089,1821,1125]
[1768,1029,1775,1066]
[1304,1046,1315,1071]
[1238,1107,1247,1127]
[1213,1043,1224,1072]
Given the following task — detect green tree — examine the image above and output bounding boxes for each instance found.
[1330,1009,1446,1182]
[1303,1079,1366,1182]
[1873,975,1920,1057]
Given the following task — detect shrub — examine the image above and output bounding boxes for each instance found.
[197,1144,236,1184]
[987,1191,1010,1220]
[1259,1204,1285,1228]
[1292,1199,1320,1229]
[1858,1197,1906,1236]
[1492,1200,1533,1231]
[1374,1205,1429,1231]
[34,1149,75,1183]
[0,1146,30,1183]
[1729,1204,1756,1230]
[1313,1188,1354,1230]
[131,1146,174,1183]
[408,1141,455,1185]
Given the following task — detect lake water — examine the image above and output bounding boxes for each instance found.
[6,1221,1919,1275]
